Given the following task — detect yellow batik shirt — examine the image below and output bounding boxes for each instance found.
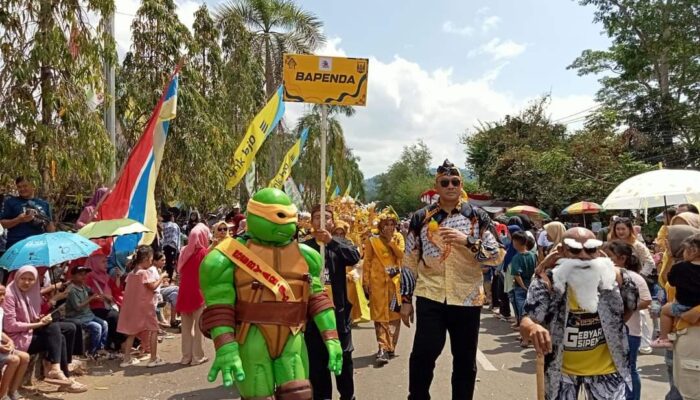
[403,202,500,306]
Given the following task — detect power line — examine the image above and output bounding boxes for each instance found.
[115,10,136,18]
[552,104,601,123]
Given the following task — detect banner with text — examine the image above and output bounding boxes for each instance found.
[283,54,368,106]
[268,127,309,189]
[226,86,285,189]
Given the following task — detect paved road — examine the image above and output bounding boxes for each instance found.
[33,309,670,400]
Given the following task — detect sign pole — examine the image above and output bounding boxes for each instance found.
[319,104,328,264]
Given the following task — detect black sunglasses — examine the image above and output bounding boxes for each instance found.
[217,227,228,232]
[566,246,599,255]
[439,178,462,188]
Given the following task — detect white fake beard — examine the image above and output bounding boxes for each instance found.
[552,257,616,313]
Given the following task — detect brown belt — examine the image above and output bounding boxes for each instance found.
[236,300,308,326]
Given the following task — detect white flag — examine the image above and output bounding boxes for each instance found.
[284,177,304,208]
[245,161,256,196]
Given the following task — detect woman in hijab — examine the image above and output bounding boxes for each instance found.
[660,225,700,400]
[544,221,566,247]
[670,212,700,229]
[75,187,109,229]
[85,252,124,352]
[3,266,87,392]
[175,223,209,366]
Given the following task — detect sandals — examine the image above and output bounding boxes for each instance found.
[180,357,192,365]
[190,357,209,366]
[44,370,73,386]
[59,380,88,393]
[9,391,25,400]
[147,358,166,368]
[119,358,140,368]
[650,338,673,349]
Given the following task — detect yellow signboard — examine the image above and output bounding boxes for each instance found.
[283,54,368,106]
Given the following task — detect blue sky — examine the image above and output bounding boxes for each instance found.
[115,0,612,177]
[293,0,608,100]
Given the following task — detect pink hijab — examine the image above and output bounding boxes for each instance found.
[86,253,111,297]
[7,266,41,322]
[76,187,109,228]
[177,223,211,273]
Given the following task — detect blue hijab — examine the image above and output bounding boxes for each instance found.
[501,225,523,272]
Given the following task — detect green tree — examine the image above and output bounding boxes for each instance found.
[0,0,115,216]
[292,109,364,209]
[374,140,434,216]
[216,0,325,96]
[216,0,326,179]
[570,0,700,167]
[118,0,232,211]
[462,96,651,214]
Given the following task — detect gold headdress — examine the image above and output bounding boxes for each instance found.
[373,206,399,231]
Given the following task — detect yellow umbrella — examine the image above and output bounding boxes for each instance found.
[77,218,152,239]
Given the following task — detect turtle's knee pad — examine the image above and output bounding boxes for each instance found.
[275,379,312,400]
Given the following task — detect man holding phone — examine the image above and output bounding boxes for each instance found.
[0,177,55,250]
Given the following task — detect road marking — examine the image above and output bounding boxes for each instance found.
[476,349,497,371]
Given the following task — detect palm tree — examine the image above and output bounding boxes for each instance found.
[216,0,326,97]
[292,109,364,208]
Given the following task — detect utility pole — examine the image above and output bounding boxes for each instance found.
[104,10,116,180]
[319,104,328,264]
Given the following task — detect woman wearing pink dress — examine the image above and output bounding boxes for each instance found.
[175,223,210,365]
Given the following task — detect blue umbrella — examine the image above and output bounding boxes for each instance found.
[0,232,99,271]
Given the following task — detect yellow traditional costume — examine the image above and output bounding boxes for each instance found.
[363,207,405,361]
[332,220,370,324]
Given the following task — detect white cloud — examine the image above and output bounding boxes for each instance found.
[113,0,199,57]
[175,0,199,32]
[469,38,527,61]
[443,11,501,37]
[481,16,501,33]
[476,7,491,16]
[442,21,474,36]
[289,37,594,177]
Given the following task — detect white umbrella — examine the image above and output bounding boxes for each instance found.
[602,169,700,210]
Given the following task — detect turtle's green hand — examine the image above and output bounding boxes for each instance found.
[325,339,343,375]
[207,342,245,387]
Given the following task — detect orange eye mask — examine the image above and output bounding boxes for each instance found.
[247,200,298,225]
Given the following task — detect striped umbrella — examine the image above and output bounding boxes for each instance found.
[505,205,550,220]
[561,201,605,226]
[561,201,605,215]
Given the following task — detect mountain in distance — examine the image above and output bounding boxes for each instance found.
[362,168,475,202]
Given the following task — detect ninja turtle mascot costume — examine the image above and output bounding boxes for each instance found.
[199,188,343,399]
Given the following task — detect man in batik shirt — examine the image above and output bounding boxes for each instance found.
[401,159,501,400]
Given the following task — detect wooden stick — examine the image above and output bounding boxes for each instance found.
[536,352,545,400]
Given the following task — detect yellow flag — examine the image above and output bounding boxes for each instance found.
[226,86,285,189]
[325,166,333,194]
[268,128,309,189]
[343,181,353,197]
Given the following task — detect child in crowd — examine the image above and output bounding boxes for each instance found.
[152,252,180,328]
[652,234,700,348]
[65,265,109,359]
[0,284,30,400]
[117,246,165,368]
[509,232,537,329]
